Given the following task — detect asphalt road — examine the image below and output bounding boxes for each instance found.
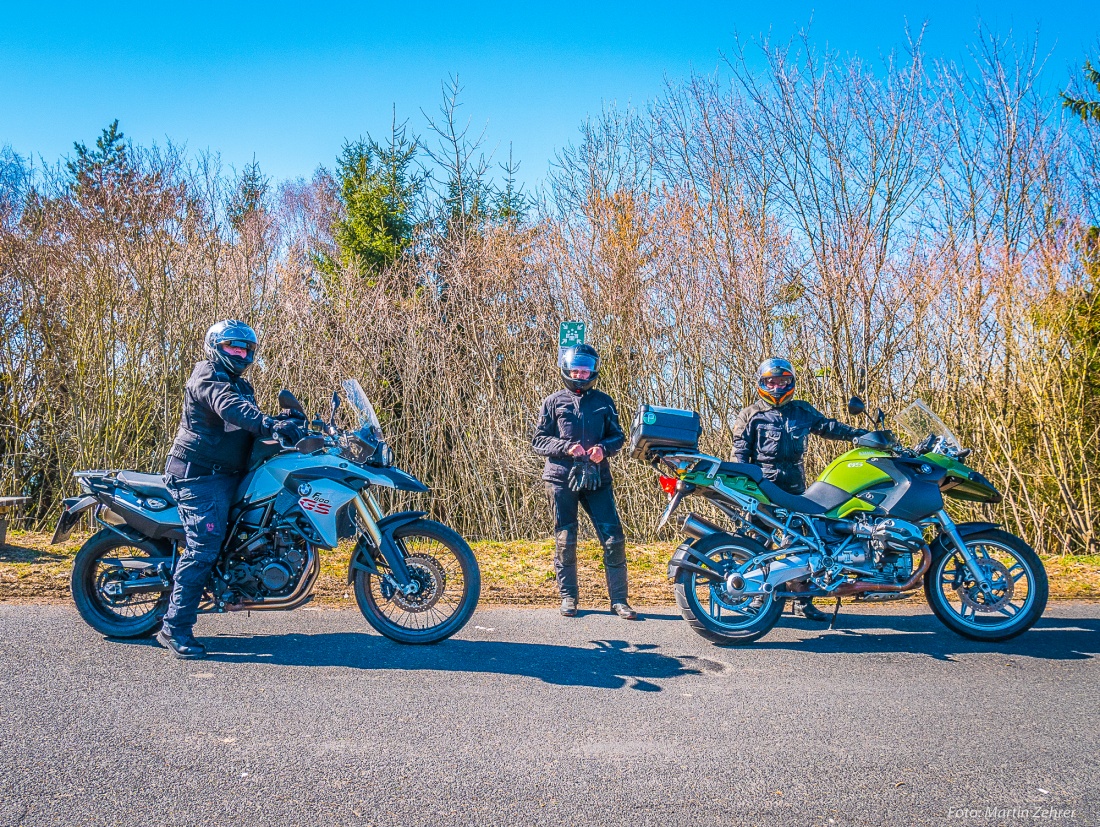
[0,602,1096,827]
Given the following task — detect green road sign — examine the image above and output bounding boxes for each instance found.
[558,321,586,348]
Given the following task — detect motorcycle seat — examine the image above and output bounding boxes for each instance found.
[717,462,764,482]
[116,472,176,505]
[757,480,853,516]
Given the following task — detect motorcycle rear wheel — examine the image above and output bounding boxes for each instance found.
[70,530,169,638]
[673,534,784,645]
[924,528,1047,642]
[353,519,480,644]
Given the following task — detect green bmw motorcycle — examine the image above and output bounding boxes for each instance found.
[629,399,1048,645]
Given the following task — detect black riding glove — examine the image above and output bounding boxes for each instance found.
[567,458,603,492]
[269,418,305,446]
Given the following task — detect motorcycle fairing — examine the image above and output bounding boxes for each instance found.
[815,447,946,522]
[237,451,428,505]
[924,453,1002,503]
[287,478,359,549]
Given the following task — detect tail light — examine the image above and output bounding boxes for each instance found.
[658,475,679,495]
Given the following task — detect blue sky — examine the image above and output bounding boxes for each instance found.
[2,1,1097,191]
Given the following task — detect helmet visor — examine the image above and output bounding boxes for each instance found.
[761,375,792,390]
[562,353,598,373]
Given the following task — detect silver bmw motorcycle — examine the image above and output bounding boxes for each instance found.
[53,380,480,644]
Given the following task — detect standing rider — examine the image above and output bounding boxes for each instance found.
[157,320,303,659]
[533,344,636,620]
[731,357,867,621]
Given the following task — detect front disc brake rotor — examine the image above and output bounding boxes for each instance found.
[387,555,447,613]
[957,557,1013,613]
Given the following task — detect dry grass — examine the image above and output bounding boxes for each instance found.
[3,530,1097,608]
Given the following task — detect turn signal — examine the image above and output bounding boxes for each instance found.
[658,475,679,495]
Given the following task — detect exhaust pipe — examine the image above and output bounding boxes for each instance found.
[681,513,723,541]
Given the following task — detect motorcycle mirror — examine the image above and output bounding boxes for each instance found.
[330,391,340,426]
[846,396,865,417]
[875,409,886,428]
[278,389,306,415]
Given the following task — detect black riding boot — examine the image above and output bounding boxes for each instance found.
[554,528,579,602]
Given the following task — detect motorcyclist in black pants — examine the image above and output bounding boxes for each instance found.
[731,357,867,621]
[156,320,303,659]
[533,344,636,620]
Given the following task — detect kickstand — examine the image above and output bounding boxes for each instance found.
[829,596,842,630]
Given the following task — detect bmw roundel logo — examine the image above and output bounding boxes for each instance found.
[643,412,657,425]
[297,483,312,497]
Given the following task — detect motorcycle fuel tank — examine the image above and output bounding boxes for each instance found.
[815,448,894,518]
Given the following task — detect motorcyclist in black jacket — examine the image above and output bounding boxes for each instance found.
[533,344,636,620]
[731,357,867,621]
[156,320,303,659]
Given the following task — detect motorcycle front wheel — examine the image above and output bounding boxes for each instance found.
[353,519,480,644]
[924,528,1048,642]
[673,534,784,645]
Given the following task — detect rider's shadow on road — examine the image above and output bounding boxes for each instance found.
[205,635,702,690]
[764,612,1099,661]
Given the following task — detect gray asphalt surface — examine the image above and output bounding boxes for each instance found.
[0,602,1096,827]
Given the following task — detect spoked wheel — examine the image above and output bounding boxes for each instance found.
[924,529,1048,642]
[70,530,171,638]
[673,534,784,645]
[353,519,480,644]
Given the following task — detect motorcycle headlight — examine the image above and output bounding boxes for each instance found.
[378,442,394,467]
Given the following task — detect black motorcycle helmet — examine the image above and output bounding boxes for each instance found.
[757,357,796,406]
[204,319,258,377]
[560,344,600,393]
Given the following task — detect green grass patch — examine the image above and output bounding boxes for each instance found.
[3,530,1097,607]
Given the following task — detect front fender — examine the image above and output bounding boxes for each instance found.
[51,496,97,544]
[347,510,429,583]
[931,521,1001,555]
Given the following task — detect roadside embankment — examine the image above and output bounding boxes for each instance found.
[0,531,682,607]
[3,530,1098,607]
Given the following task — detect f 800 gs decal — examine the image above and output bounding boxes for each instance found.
[299,497,332,515]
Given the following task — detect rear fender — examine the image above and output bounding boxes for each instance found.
[667,540,730,583]
[347,510,428,583]
[51,496,97,544]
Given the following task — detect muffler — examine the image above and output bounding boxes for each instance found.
[681,512,723,541]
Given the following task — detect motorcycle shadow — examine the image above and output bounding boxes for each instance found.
[204,634,703,691]
[763,611,1100,661]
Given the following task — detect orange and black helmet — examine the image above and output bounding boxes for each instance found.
[757,357,796,406]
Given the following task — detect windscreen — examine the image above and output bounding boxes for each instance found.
[895,400,961,452]
[341,379,383,439]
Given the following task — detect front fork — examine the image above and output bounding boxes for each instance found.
[934,510,993,596]
[351,491,418,595]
